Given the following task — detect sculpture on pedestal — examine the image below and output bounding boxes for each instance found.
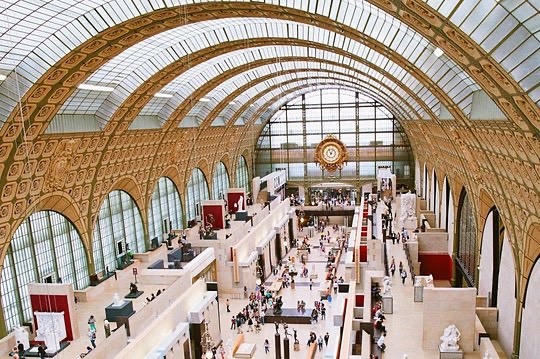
[113,293,124,306]
[400,192,417,230]
[237,196,244,211]
[439,324,461,351]
[414,274,433,287]
[13,326,30,350]
[382,276,392,295]
[34,311,67,353]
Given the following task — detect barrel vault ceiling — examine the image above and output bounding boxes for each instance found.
[0,0,538,300]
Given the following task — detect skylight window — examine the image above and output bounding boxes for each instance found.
[77,83,114,92]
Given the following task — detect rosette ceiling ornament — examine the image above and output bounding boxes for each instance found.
[314,135,348,172]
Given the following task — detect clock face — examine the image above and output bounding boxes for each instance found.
[314,135,347,172]
[322,144,340,163]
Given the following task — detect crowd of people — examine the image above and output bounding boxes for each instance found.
[223,219,346,356]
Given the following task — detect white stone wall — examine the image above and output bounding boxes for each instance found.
[423,287,477,352]
[478,212,494,300]
[520,258,540,358]
[497,236,516,358]
[447,193,455,257]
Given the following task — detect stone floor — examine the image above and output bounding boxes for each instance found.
[218,229,346,359]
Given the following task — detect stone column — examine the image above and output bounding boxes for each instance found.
[275,333,281,359]
[283,337,290,359]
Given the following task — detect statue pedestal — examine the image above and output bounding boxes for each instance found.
[381,295,393,314]
[414,285,424,302]
[235,210,248,221]
[403,217,417,231]
[105,300,135,322]
[439,345,463,359]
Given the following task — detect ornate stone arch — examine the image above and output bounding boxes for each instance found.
[0,192,89,266]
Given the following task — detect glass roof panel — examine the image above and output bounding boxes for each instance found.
[255,83,409,126]
[425,0,539,100]
[59,19,459,123]
[208,74,419,128]
[4,0,533,128]
[137,46,432,125]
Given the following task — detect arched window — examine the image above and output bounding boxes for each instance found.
[1,211,88,332]
[212,162,230,200]
[93,190,145,274]
[186,168,209,222]
[255,89,414,184]
[148,177,183,239]
[236,156,249,191]
[456,190,477,286]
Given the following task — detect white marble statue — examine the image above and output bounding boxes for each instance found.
[237,195,244,211]
[13,326,30,350]
[383,276,392,295]
[400,192,416,220]
[34,311,67,353]
[415,274,434,287]
[112,293,124,306]
[439,324,461,351]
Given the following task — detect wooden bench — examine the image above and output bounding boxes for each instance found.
[306,342,317,358]
[234,343,256,358]
[268,280,283,295]
[231,333,245,357]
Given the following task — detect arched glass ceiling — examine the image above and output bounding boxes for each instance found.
[211,71,419,129]
[254,84,404,128]
[182,74,404,128]
[179,60,429,126]
[1,0,537,122]
[220,77,414,128]
[423,0,539,100]
[54,19,477,130]
[133,46,436,128]
[201,68,424,128]
[205,71,416,128]
[255,84,411,131]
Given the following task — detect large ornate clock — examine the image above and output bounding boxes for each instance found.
[315,135,348,172]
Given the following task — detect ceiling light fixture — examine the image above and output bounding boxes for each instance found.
[154,93,173,98]
[433,47,444,57]
[0,74,7,81]
[78,83,114,92]
[229,101,236,105]
[199,97,211,102]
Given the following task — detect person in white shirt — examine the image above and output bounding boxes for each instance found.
[377,332,386,351]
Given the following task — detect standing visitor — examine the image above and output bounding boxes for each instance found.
[264,339,270,354]
[401,270,407,285]
[88,329,96,348]
[88,315,96,331]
